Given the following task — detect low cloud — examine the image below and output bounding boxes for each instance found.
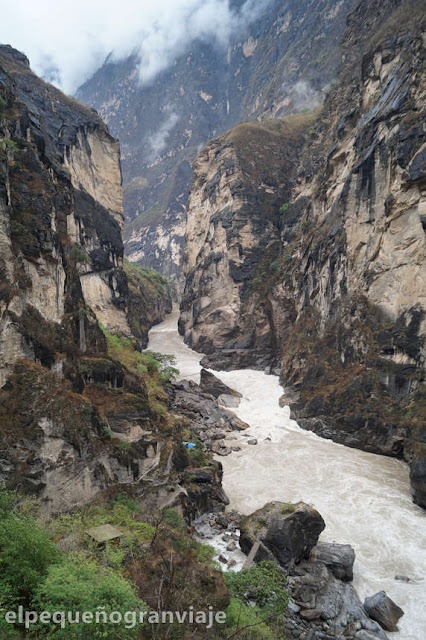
[285,80,325,112]
[147,110,179,161]
[0,0,272,94]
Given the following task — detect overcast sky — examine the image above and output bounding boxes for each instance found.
[0,0,271,94]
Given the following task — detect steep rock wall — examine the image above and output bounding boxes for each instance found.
[0,47,176,512]
[0,45,130,386]
[271,1,426,506]
[180,0,426,506]
[179,116,315,368]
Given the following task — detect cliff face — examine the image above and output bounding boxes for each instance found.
[0,46,176,511]
[180,0,426,506]
[274,0,426,506]
[0,45,129,386]
[77,0,355,289]
[179,114,317,368]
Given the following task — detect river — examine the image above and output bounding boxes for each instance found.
[147,309,426,640]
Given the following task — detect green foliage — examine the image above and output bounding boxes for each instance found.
[110,495,142,513]
[222,597,276,640]
[115,440,130,452]
[141,350,179,382]
[34,554,145,639]
[101,327,178,382]
[124,258,169,298]
[225,561,288,613]
[194,543,217,567]
[0,488,61,605]
[280,203,289,214]
[280,504,295,515]
[0,611,21,640]
[47,501,155,550]
[9,220,27,236]
[187,438,208,466]
[0,96,6,118]
[69,244,89,263]
[0,138,18,153]
[100,326,178,418]
[162,508,185,531]
[0,485,16,516]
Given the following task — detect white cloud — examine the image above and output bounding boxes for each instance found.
[147,110,179,160]
[0,0,271,94]
[290,80,325,111]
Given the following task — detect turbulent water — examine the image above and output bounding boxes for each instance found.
[148,309,426,640]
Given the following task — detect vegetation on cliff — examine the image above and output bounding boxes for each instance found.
[124,259,173,347]
[0,486,232,639]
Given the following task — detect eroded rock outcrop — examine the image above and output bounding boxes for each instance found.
[239,501,326,566]
[239,501,388,640]
[364,591,404,632]
[180,116,315,367]
[0,44,129,386]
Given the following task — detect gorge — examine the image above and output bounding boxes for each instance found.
[78,0,426,510]
[0,0,425,638]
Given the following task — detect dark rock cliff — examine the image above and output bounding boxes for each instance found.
[0,44,127,385]
[180,0,426,506]
[0,46,178,512]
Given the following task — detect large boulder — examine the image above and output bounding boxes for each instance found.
[199,369,242,399]
[240,501,325,567]
[311,542,355,581]
[410,449,426,509]
[364,591,404,632]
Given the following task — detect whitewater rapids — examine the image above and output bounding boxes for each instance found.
[147,309,426,640]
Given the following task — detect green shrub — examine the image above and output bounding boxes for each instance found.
[110,495,142,513]
[142,351,179,382]
[0,138,18,153]
[70,244,89,264]
[280,203,289,214]
[99,326,176,418]
[162,508,185,531]
[194,543,217,567]
[47,502,155,550]
[222,597,276,640]
[188,438,208,466]
[0,506,61,605]
[0,486,16,516]
[225,561,288,613]
[34,554,145,639]
[0,613,21,640]
[9,220,27,236]
[115,440,130,452]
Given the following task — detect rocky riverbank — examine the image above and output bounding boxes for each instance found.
[196,501,406,640]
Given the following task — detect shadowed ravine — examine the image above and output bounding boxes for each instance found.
[147,309,426,640]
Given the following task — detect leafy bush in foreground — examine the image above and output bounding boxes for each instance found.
[34,555,145,639]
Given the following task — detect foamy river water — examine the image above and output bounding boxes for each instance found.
[147,309,426,640]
